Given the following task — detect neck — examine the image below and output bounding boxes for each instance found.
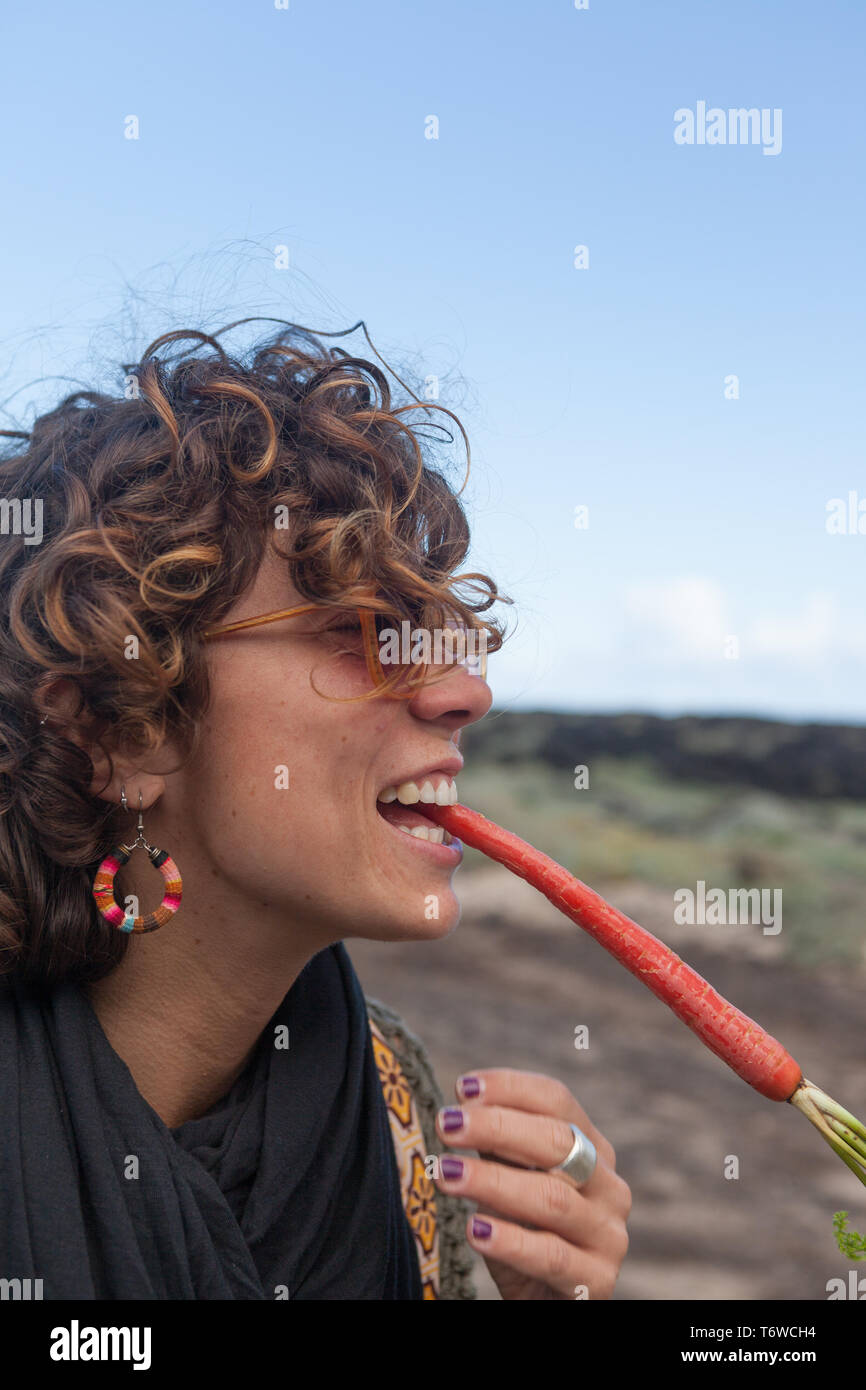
[85,840,330,1129]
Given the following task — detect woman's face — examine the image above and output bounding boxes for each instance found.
[166,547,492,947]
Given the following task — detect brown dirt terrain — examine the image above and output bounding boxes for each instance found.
[348,868,866,1301]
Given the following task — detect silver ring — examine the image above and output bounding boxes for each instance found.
[550,1123,597,1187]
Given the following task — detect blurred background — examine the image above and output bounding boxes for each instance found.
[2,0,864,1299]
[351,714,866,1298]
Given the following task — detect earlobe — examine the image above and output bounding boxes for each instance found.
[36,686,171,812]
[89,765,167,811]
[78,722,169,809]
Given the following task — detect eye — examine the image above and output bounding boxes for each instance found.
[320,618,365,654]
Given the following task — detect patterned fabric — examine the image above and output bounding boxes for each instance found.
[369,1016,440,1298]
[366,996,478,1301]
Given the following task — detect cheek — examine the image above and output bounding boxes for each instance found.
[190,661,376,862]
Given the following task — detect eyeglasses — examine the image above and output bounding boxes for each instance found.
[201,603,488,698]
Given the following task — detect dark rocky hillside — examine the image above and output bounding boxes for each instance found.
[462,711,866,801]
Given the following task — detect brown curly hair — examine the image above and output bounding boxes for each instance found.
[0,318,510,988]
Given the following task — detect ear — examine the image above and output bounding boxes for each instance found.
[36,676,168,812]
[89,760,168,816]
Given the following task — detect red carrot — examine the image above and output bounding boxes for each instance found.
[424,800,866,1187]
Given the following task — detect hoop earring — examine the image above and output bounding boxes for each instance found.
[92,786,183,934]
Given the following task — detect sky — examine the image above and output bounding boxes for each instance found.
[1,0,864,722]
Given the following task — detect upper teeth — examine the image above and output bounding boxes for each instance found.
[378,776,458,805]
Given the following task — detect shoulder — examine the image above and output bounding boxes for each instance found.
[365,996,478,1302]
[365,996,443,1126]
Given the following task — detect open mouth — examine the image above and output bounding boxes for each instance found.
[375,773,459,847]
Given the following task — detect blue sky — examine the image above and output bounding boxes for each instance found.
[2,0,864,720]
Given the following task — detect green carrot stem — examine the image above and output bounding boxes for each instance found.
[826,1118,866,1164]
[790,1080,866,1188]
[810,1091,866,1144]
[825,1137,866,1187]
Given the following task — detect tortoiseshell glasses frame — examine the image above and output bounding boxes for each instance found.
[201,604,487,699]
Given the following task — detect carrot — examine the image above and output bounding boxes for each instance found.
[423,800,866,1187]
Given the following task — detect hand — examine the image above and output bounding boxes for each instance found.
[433,1068,631,1300]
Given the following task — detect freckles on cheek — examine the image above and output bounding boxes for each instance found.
[207,662,378,842]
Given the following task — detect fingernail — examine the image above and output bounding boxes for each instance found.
[471,1217,493,1240]
[439,1156,464,1181]
[440,1106,465,1133]
[457,1075,483,1099]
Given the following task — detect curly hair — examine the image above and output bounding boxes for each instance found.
[0,318,510,987]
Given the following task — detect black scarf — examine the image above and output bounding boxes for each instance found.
[0,941,423,1300]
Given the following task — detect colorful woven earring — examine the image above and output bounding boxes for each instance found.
[92,786,183,934]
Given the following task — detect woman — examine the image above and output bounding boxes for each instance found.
[0,320,631,1300]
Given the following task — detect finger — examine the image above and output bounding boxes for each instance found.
[434,1152,630,1248]
[437,1101,612,1188]
[464,1212,620,1300]
[454,1068,616,1167]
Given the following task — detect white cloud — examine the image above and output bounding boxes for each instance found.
[623,577,729,661]
[491,576,866,718]
[621,578,865,667]
[747,592,865,663]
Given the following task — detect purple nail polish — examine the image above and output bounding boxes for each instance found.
[471,1217,492,1240]
[441,1107,464,1133]
[440,1156,464,1181]
[458,1075,482,1099]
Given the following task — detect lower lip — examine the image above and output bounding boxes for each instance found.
[377,810,463,864]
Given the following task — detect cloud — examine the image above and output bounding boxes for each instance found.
[621,578,865,668]
[494,577,866,718]
[623,577,729,661]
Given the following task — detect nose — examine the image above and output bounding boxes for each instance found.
[404,662,493,741]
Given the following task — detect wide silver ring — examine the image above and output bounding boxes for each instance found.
[549,1123,597,1187]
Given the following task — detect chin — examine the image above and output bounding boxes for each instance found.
[352,889,462,944]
